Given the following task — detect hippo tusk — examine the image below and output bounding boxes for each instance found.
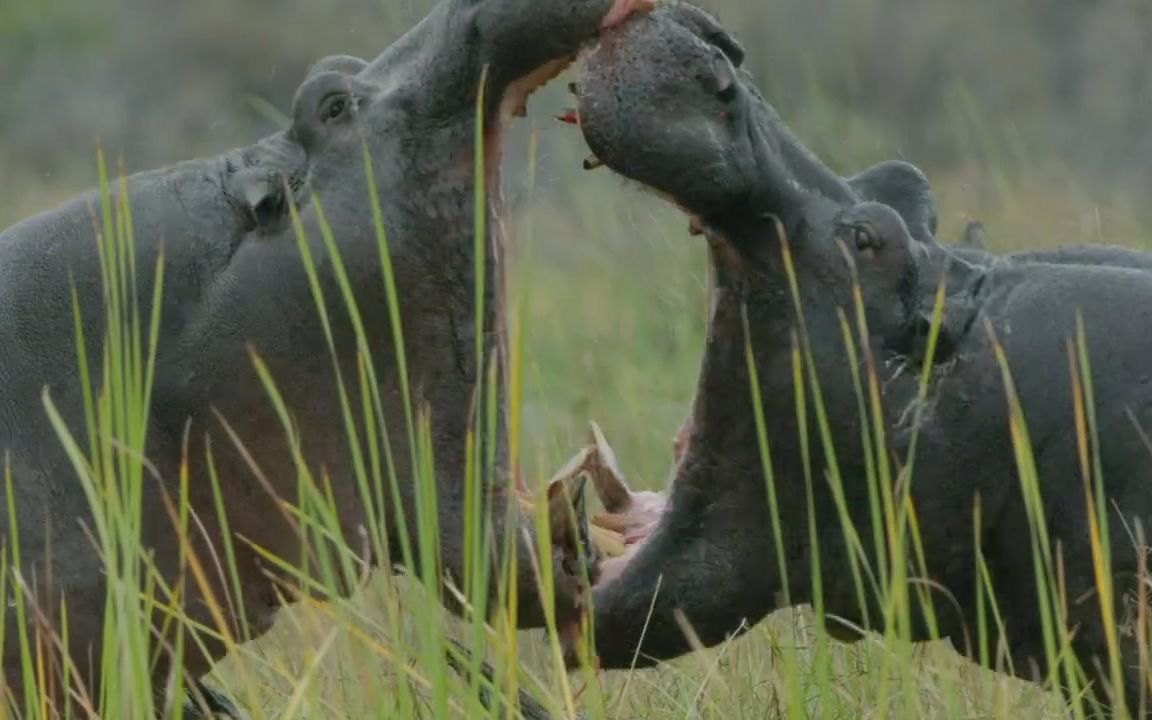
[585,421,632,512]
[582,154,604,170]
[517,426,639,564]
[547,471,588,536]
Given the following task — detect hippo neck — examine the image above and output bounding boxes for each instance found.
[684,281,806,510]
[598,275,880,648]
[680,270,890,597]
[590,286,807,668]
[712,92,857,243]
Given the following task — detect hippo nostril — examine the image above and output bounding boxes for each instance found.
[708,31,745,67]
[712,53,737,102]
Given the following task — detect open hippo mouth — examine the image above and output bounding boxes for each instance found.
[484,0,658,209]
[557,3,933,669]
[561,2,757,596]
[282,0,667,638]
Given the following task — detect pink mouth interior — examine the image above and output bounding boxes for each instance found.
[592,488,665,587]
[590,419,690,587]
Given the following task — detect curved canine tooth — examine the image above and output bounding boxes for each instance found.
[547,445,595,487]
[548,473,588,533]
[586,421,632,512]
[583,155,604,170]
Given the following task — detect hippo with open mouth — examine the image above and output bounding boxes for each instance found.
[570,3,929,666]
[0,0,655,714]
[569,4,1152,715]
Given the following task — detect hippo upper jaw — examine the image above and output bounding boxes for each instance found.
[569,5,935,670]
[578,6,858,247]
[273,0,661,635]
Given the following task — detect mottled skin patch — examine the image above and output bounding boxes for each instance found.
[576,5,1152,715]
[0,0,653,712]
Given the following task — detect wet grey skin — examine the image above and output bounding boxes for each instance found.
[0,0,652,712]
[577,6,1152,715]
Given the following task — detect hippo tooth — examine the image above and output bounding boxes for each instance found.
[688,215,705,236]
[556,109,580,125]
[583,155,604,170]
[500,56,573,125]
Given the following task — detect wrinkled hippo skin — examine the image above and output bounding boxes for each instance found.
[0,0,650,712]
[576,5,1152,715]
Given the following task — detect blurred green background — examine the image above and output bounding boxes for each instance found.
[2,1,1150,716]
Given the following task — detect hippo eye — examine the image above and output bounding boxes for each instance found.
[320,93,351,123]
[853,226,878,255]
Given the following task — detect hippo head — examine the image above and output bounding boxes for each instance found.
[224,0,665,634]
[580,4,927,365]
[568,6,928,667]
[287,0,655,211]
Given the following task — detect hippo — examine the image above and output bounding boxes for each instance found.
[0,116,309,719]
[569,6,1152,716]
[0,0,654,714]
[961,220,987,250]
[845,162,1152,274]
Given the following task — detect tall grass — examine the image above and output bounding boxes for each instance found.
[3,61,1152,720]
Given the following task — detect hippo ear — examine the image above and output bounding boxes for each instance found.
[847,160,938,246]
[961,221,987,249]
[234,168,290,234]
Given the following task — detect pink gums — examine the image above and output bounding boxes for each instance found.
[600,0,657,29]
